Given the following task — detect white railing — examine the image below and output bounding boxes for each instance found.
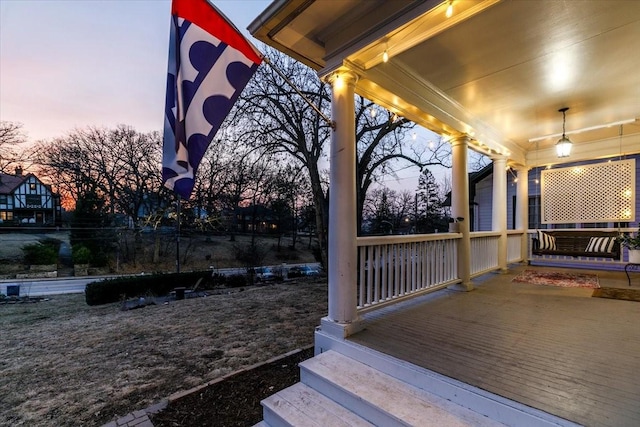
[356,233,461,312]
[507,231,524,263]
[469,232,500,276]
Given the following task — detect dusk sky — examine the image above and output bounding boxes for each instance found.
[0,0,445,190]
[0,0,272,143]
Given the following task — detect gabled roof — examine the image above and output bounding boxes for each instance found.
[442,163,495,207]
[0,173,30,195]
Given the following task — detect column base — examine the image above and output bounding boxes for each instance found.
[451,282,474,292]
[319,316,364,339]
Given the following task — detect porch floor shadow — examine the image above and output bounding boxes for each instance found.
[348,265,640,427]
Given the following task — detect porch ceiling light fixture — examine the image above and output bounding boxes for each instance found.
[555,107,572,158]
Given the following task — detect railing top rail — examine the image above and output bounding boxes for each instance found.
[470,231,501,238]
[507,229,526,235]
[357,232,461,246]
[526,227,633,234]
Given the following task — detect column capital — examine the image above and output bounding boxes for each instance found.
[513,164,531,172]
[326,70,359,87]
[449,134,472,147]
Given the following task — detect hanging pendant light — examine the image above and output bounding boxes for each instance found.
[555,107,572,158]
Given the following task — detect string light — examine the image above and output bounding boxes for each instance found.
[382,50,389,63]
[446,1,454,18]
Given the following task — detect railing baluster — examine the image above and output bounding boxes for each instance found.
[356,232,524,311]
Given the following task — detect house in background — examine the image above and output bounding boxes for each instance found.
[0,167,62,227]
[467,153,640,235]
[235,205,280,234]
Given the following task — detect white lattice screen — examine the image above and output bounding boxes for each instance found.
[541,159,636,224]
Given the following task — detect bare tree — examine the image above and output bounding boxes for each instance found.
[235,46,332,264]
[189,136,238,228]
[235,47,453,262]
[355,102,452,233]
[362,188,415,235]
[0,121,27,174]
[32,125,163,221]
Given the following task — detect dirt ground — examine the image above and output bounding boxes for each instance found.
[151,346,315,427]
[0,279,327,426]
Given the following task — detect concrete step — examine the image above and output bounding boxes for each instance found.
[262,382,374,427]
[299,350,504,427]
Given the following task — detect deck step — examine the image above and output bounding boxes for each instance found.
[262,382,374,427]
[258,350,506,426]
[299,350,503,427]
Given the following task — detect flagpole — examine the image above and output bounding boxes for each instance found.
[262,56,335,130]
[176,194,181,273]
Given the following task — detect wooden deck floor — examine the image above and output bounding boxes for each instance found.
[348,265,640,427]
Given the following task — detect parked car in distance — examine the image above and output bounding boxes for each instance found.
[254,267,276,282]
[288,265,320,278]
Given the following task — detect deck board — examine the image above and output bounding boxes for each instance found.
[349,266,640,427]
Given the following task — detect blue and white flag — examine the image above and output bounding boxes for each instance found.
[162,0,262,199]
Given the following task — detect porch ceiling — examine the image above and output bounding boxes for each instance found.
[250,0,640,166]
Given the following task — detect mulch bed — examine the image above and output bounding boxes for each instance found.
[150,346,315,426]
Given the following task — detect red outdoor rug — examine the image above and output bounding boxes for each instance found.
[512,270,600,288]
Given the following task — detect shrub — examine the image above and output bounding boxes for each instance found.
[72,245,92,265]
[226,274,246,288]
[211,272,227,286]
[22,242,58,265]
[85,270,214,306]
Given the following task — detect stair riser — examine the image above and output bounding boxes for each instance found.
[315,331,579,427]
[262,404,294,427]
[300,366,407,427]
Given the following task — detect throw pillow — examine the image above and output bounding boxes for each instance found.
[537,230,556,250]
[585,236,615,253]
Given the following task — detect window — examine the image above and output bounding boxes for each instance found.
[0,195,7,204]
[0,211,13,221]
[582,223,609,228]
[25,195,42,207]
[528,196,546,229]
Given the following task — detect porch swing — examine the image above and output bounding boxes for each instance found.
[531,124,631,261]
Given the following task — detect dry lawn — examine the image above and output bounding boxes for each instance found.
[0,280,327,426]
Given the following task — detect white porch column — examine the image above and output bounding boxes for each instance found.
[515,166,529,262]
[321,71,361,338]
[451,136,473,291]
[492,156,508,272]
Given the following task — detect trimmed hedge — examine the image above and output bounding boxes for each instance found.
[85,271,213,306]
